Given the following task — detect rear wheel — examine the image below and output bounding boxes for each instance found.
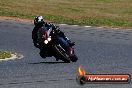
[70,54,78,62]
[53,45,70,63]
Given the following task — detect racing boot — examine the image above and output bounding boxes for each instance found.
[64,36,75,46]
[67,40,75,46]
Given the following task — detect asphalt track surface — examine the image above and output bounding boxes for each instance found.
[0,20,132,88]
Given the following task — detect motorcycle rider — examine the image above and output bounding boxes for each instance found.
[32,16,75,58]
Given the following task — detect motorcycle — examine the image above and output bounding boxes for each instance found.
[37,27,78,63]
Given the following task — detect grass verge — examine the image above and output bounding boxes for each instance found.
[0,0,132,28]
[0,51,12,59]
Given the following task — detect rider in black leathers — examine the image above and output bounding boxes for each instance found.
[32,16,74,58]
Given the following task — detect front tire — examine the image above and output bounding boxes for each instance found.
[39,50,46,58]
[53,45,70,63]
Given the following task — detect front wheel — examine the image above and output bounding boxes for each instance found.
[39,49,46,58]
[53,45,71,63]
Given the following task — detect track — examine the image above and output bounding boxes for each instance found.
[0,20,132,88]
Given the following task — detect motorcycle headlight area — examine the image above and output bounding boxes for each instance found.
[44,40,48,44]
[47,37,51,41]
[44,37,51,44]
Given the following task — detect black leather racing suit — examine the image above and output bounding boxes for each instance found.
[32,22,72,48]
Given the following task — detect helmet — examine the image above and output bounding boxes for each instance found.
[34,16,44,26]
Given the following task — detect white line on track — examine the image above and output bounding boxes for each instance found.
[72,25,79,27]
[59,24,67,26]
[84,26,92,28]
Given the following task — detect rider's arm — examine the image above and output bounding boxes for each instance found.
[51,24,64,35]
[32,27,37,41]
[32,27,39,48]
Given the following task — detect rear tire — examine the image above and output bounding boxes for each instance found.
[70,54,78,62]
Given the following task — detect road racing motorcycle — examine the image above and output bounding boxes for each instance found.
[37,27,78,63]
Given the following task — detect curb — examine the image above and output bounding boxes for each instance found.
[59,24,132,30]
[0,53,24,62]
[0,17,132,30]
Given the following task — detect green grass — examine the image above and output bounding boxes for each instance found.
[0,0,132,28]
[0,51,12,59]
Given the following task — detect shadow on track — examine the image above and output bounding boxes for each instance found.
[29,61,66,65]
